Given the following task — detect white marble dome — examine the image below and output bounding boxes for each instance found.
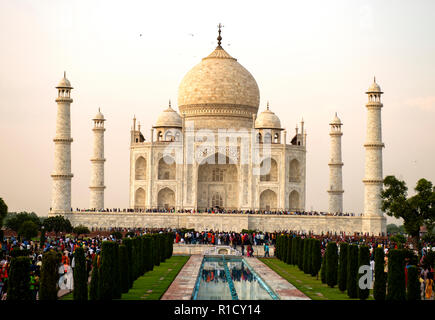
[366,79,382,93]
[255,106,282,129]
[155,105,182,128]
[94,108,105,120]
[178,46,260,111]
[56,73,72,88]
[330,113,341,125]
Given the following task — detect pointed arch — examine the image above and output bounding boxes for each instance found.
[289,159,300,182]
[260,189,277,211]
[158,155,176,180]
[289,190,300,210]
[260,158,278,182]
[135,188,146,209]
[135,156,146,180]
[157,187,175,209]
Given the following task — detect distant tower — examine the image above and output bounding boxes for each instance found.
[89,108,106,210]
[328,113,344,213]
[363,78,386,234]
[50,72,73,214]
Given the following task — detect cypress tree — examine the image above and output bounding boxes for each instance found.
[122,238,134,289]
[373,247,386,300]
[153,234,161,266]
[89,255,100,300]
[160,234,166,263]
[286,236,292,264]
[338,242,348,292]
[387,249,406,301]
[291,237,297,265]
[302,238,309,273]
[167,232,174,259]
[39,251,61,300]
[7,256,32,300]
[357,245,370,300]
[347,244,359,298]
[119,245,129,294]
[276,235,281,259]
[149,236,155,271]
[320,253,326,284]
[325,242,338,288]
[311,239,322,277]
[99,241,118,300]
[73,247,88,301]
[298,238,305,271]
[282,235,288,263]
[406,265,420,300]
[113,242,121,299]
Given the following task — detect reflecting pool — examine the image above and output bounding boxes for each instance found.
[192,256,278,300]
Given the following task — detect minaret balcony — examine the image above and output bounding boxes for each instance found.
[51,173,73,179]
[55,97,73,103]
[53,137,73,143]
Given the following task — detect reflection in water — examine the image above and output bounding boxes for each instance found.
[195,258,274,300]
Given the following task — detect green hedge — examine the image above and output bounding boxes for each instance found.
[7,256,32,300]
[311,239,321,277]
[357,245,370,300]
[89,255,100,300]
[406,265,420,300]
[387,249,406,301]
[73,247,88,300]
[325,242,338,288]
[119,245,129,294]
[291,237,297,265]
[298,238,305,271]
[373,247,386,300]
[346,244,358,298]
[99,241,120,300]
[39,251,61,300]
[338,242,348,292]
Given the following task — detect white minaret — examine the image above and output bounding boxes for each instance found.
[89,108,106,210]
[363,77,385,218]
[50,72,73,214]
[328,113,344,213]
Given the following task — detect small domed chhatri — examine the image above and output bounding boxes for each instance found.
[330,112,342,125]
[56,71,72,88]
[93,108,105,121]
[255,102,282,129]
[366,76,383,93]
[154,101,182,128]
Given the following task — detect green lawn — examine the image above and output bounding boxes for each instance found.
[61,255,190,300]
[259,258,374,300]
[121,255,189,300]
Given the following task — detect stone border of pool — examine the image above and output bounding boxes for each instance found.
[161,255,203,300]
[244,258,310,300]
[161,255,310,300]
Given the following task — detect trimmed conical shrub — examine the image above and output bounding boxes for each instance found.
[119,245,129,294]
[298,238,305,271]
[39,251,61,300]
[99,241,120,300]
[311,239,322,277]
[73,247,88,300]
[338,242,348,292]
[387,249,406,301]
[291,237,297,265]
[406,265,420,300]
[89,255,100,300]
[7,256,32,300]
[286,236,292,264]
[282,235,288,263]
[122,238,134,289]
[347,244,358,298]
[325,242,338,288]
[373,247,386,300]
[357,245,370,300]
[320,253,326,284]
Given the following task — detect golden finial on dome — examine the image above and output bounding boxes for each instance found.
[169,99,171,108]
[217,23,223,47]
[267,101,270,110]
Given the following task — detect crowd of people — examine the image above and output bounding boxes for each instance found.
[68,207,359,216]
[0,227,434,300]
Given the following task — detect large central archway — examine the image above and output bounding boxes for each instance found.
[157,187,175,210]
[197,153,239,210]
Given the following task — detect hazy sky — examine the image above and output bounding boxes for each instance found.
[1,0,434,225]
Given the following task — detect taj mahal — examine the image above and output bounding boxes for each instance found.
[48,26,386,235]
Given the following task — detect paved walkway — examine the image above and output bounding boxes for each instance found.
[245,257,310,300]
[161,255,203,300]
